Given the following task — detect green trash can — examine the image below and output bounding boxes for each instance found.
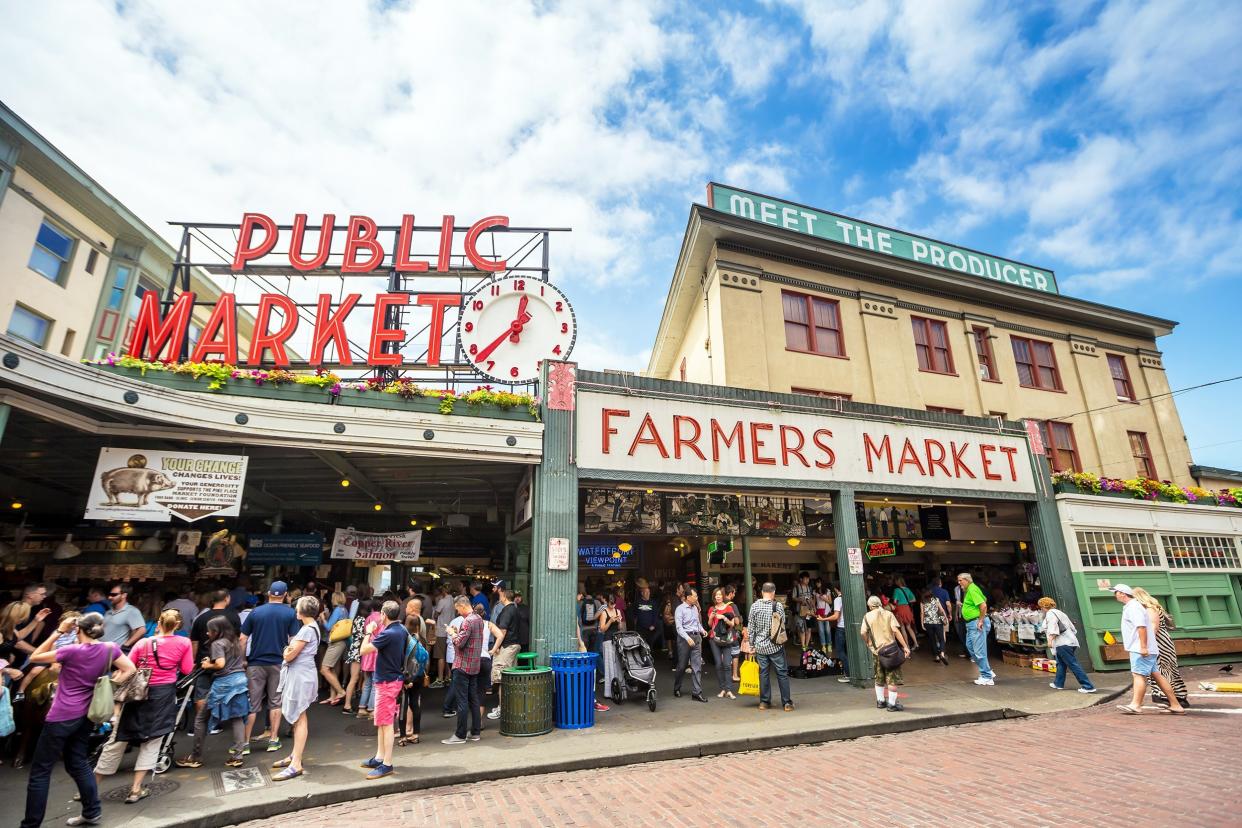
[500,666,554,737]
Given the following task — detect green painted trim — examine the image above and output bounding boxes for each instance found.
[831,489,870,687]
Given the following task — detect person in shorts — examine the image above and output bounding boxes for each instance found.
[860,595,909,712]
[1113,584,1186,715]
[486,588,520,720]
[239,581,299,751]
[359,600,405,780]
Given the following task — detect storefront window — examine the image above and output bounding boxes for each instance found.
[1162,534,1241,570]
[1076,530,1160,568]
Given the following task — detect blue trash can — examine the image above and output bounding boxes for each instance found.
[551,651,598,729]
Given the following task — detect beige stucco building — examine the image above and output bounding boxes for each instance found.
[649,185,1195,486]
[0,101,255,363]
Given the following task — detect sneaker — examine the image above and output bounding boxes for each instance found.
[486,707,501,720]
[241,746,251,756]
[12,692,24,703]
[365,763,393,780]
[594,701,609,711]
[360,757,383,769]
[876,700,887,709]
[441,735,468,745]
[209,726,223,735]
[1079,687,1098,694]
[837,677,851,683]
[1049,683,1064,690]
[758,702,769,710]
[266,739,282,752]
[886,702,905,712]
[783,703,794,712]
[442,711,455,718]
[973,678,995,686]
[467,734,481,742]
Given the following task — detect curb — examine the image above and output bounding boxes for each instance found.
[181,707,1019,828]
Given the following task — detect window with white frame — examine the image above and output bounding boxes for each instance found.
[1161,534,1241,570]
[28,221,74,284]
[1075,530,1160,568]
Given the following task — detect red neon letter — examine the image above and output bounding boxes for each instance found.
[367,293,410,366]
[863,433,893,473]
[288,213,335,271]
[341,215,384,273]
[189,294,237,364]
[950,442,977,479]
[246,294,299,367]
[999,445,1020,481]
[628,413,669,458]
[416,293,463,367]
[464,215,509,272]
[673,415,706,461]
[602,408,630,454]
[436,215,455,272]
[310,293,359,366]
[779,425,809,467]
[749,422,776,465]
[127,291,194,361]
[393,214,430,272]
[980,444,1003,481]
[710,419,745,463]
[231,213,278,270]
[924,439,950,477]
[812,429,835,469]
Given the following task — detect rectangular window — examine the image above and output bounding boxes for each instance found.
[1076,530,1160,568]
[1038,420,1080,472]
[911,316,954,374]
[926,405,964,414]
[1128,431,1156,479]
[791,387,851,401]
[972,326,998,381]
[7,304,51,347]
[60,328,76,356]
[1161,534,1241,570]
[105,265,132,311]
[28,221,74,284]
[782,291,845,358]
[1011,336,1063,391]
[85,249,99,275]
[1108,354,1136,401]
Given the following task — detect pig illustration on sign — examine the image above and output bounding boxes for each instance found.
[99,466,175,506]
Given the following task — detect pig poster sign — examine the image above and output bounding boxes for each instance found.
[85,448,249,523]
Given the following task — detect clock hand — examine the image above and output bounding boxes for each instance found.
[515,295,528,322]
[476,312,533,362]
[508,311,533,343]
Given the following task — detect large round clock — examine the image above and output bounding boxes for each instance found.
[457,277,577,384]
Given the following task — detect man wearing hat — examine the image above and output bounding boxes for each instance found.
[1111,584,1186,715]
[240,581,301,751]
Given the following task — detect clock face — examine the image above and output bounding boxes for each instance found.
[457,277,576,384]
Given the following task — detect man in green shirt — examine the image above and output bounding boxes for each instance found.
[957,572,995,685]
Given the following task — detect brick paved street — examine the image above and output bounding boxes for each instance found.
[233,686,1242,828]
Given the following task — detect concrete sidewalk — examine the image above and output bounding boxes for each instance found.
[16,655,1127,828]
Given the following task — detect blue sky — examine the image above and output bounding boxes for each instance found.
[1,0,1240,467]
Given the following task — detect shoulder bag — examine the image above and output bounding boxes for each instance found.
[863,613,906,671]
[769,603,788,646]
[114,638,158,704]
[88,643,120,723]
[329,617,353,642]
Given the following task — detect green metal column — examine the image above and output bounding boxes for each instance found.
[1024,450,1095,670]
[0,404,10,444]
[742,536,753,609]
[831,488,870,686]
[529,363,579,663]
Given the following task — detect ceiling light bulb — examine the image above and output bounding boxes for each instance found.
[409,520,418,527]
[787,537,800,547]
[374,503,383,511]
[9,501,20,510]
[341,479,351,487]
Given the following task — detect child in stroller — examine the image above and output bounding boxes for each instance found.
[608,631,658,711]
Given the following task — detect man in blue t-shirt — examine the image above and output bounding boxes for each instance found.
[239,581,300,751]
[360,600,406,780]
[469,581,490,618]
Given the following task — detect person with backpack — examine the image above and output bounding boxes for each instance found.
[398,613,429,745]
[578,590,601,659]
[21,612,136,828]
[707,588,739,699]
[1038,597,1096,693]
[359,600,405,780]
[890,577,919,653]
[861,595,910,712]
[744,583,793,712]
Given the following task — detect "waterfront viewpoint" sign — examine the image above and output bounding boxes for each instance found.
[707,183,1057,295]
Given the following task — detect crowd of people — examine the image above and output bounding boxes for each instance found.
[0,566,1195,824]
[0,577,529,825]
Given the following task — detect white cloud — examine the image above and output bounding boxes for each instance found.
[713,14,794,95]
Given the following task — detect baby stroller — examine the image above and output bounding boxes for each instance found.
[88,668,201,774]
[610,631,657,711]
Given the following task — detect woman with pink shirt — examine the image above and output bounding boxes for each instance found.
[357,606,383,719]
[94,609,193,803]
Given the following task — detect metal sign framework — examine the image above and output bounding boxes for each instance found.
[161,217,572,386]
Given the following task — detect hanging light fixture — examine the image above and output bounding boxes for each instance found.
[53,533,82,560]
[617,542,633,553]
[787,537,801,547]
[1019,541,1028,550]
[340,479,351,488]
[9,501,21,510]
[409,519,419,527]
[912,539,926,549]
[612,551,622,559]
[373,503,383,511]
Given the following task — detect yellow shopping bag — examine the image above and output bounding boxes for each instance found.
[738,654,760,696]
